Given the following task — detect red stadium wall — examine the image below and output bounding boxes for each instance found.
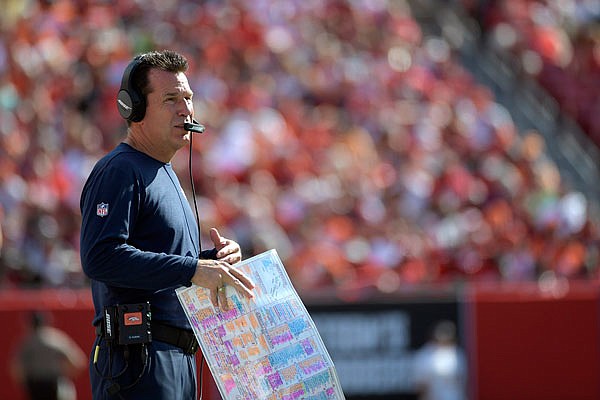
[1,285,599,400]
[0,289,221,400]
[465,282,600,400]
[0,289,94,400]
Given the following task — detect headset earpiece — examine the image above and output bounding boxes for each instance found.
[117,58,146,122]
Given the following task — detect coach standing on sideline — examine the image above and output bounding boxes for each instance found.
[80,50,255,399]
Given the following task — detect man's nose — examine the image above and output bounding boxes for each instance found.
[177,99,193,116]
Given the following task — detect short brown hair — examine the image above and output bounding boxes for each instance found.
[131,49,189,102]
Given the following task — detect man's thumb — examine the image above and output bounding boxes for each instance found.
[210,228,226,246]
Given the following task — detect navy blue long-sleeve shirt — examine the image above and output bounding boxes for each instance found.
[80,143,216,329]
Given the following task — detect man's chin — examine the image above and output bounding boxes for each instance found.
[175,133,191,145]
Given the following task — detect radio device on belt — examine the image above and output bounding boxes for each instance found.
[103,302,152,345]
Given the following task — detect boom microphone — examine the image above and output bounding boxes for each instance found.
[184,119,206,134]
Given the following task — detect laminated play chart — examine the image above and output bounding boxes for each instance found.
[176,249,345,400]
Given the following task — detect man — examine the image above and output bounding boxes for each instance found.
[11,311,87,400]
[413,320,467,400]
[80,50,255,399]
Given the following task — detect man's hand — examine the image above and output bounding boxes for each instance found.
[191,228,251,310]
[210,228,242,265]
[191,258,254,310]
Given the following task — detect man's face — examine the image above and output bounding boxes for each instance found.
[140,68,194,158]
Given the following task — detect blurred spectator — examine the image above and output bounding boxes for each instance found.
[0,204,4,254]
[413,320,467,400]
[10,311,87,400]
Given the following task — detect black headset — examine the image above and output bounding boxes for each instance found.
[117,57,146,122]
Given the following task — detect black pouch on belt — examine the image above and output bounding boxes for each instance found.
[102,302,152,346]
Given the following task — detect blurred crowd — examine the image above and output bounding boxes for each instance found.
[0,0,599,298]
[464,0,600,143]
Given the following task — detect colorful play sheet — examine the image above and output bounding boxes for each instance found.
[176,249,345,400]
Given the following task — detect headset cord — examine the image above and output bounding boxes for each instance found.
[189,132,203,254]
[189,129,205,400]
[94,339,149,398]
[198,352,205,400]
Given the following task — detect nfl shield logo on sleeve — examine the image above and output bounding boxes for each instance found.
[96,202,109,217]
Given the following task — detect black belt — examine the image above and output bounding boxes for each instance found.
[151,320,199,355]
[96,320,199,355]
